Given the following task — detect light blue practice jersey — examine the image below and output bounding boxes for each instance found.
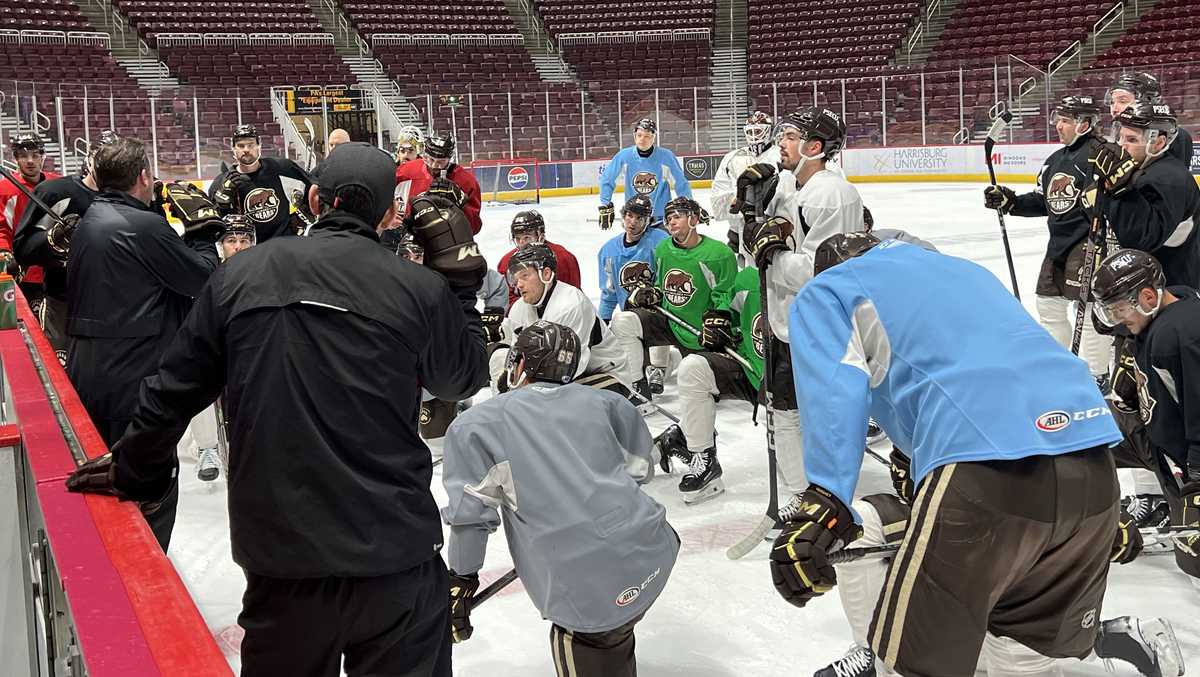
[597,228,670,320]
[787,239,1122,510]
[599,146,693,219]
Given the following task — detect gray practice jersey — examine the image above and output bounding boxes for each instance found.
[477,268,508,309]
[442,382,679,633]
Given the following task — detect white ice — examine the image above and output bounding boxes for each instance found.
[168,183,1199,676]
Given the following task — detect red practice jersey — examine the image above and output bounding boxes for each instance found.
[394,159,482,234]
[497,240,581,308]
[0,170,61,284]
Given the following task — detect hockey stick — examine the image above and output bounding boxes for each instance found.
[651,305,756,372]
[0,164,69,228]
[1142,525,1199,538]
[1070,175,1107,355]
[473,568,518,607]
[575,372,683,424]
[983,104,1021,300]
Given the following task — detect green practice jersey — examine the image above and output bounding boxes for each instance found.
[653,235,737,351]
[730,266,765,389]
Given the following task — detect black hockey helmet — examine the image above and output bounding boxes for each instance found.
[814,231,881,276]
[664,196,702,219]
[505,320,581,385]
[506,242,557,284]
[1091,249,1165,327]
[87,130,120,158]
[621,194,654,219]
[397,233,423,261]
[379,227,405,254]
[1115,101,1178,157]
[1053,95,1102,126]
[634,118,657,135]
[232,124,259,144]
[778,107,847,160]
[510,210,546,242]
[424,133,455,159]
[744,110,774,150]
[11,133,44,155]
[220,214,256,241]
[1108,72,1163,104]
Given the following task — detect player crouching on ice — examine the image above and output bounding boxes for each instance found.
[774,232,1125,676]
[442,321,679,677]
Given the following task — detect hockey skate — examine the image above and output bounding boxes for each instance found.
[197,446,222,482]
[653,425,692,474]
[1124,494,1171,529]
[814,646,876,677]
[630,378,655,415]
[679,447,724,504]
[645,365,666,395]
[1095,616,1184,677]
[866,418,886,445]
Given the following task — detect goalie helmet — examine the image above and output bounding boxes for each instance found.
[1091,249,1165,327]
[1115,101,1178,158]
[813,231,881,276]
[505,320,581,386]
[424,133,455,160]
[395,125,424,158]
[11,133,44,155]
[743,111,774,154]
[778,107,847,161]
[232,124,259,144]
[510,210,546,243]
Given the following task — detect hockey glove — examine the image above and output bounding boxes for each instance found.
[770,484,861,609]
[983,185,1017,214]
[0,250,18,275]
[697,206,712,226]
[732,162,778,215]
[744,216,793,268]
[407,195,486,293]
[449,571,480,643]
[427,178,467,209]
[1089,143,1139,197]
[480,307,506,344]
[700,309,736,352]
[889,447,915,504]
[45,213,81,260]
[164,181,224,238]
[726,228,741,256]
[598,203,615,230]
[1110,510,1144,564]
[65,453,126,499]
[626,283,663,309]
[862,205,875,229]
[1175,482,1200,578]
[214,170,253,213]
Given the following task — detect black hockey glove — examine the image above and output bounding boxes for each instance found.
[0,250,17,275]
[862,205,875,229]
[888,447,915,504]
[598,202,615,230]
[164,181,224,239]
[427,178,467,209]
[983,185,1017,214]
[1174,482,1200,578]
[449,571,480,643]
[726,228,741,256]
[744,216,793,268]
[732,162,778,215]
[407,195,486,294]
[1109,338,1139,414]
[480,307,506,344]
[1089,143,1139,197]
[150,180,168,220]
[626,283,663,309]
[700,309,736,352]
[65,453,126,498]
[770,484,862,609]
[45,213,81,260]
[1110,510,1144,564]
[214,170,253,213]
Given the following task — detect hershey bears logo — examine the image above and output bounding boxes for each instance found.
[619,260,653,291]
[244,187,280,223]
[1045,172,1080,215]
[751,312,765,358]
[1132,360,1157,425]
[419,403,431,425]
[663,269,695,306]
[632,171,659,195]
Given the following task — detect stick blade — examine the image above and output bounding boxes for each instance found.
[726,514,776,560]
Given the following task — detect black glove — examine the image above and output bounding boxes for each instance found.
[983,185,1017,214]
[889,447,915,504]
[449,571,480,643]
[1110,510,1144,564]
[150,180,167,219]
[862,205,875,229]
[770,484,862,608]
[427,178,467,209]
[733,162,778,214]
[407,195,486,293]
[700,308,736,352]
[744,215,792,268]
[45,213,81,260]
[0,250,19,275]
[481,307,506,344]
[598,203,615,230]
[1089,143,1139,196]
[626,283,663,309]
[697,206,712,226]
[1175,482,1200,578]
[726,228,741,256]
[164,181,224,239]
[65,453,126,498]
[214,170,253,213]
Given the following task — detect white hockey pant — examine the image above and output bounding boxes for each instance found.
[1036,295,1111,376]
[772,408,806,497]
[183,404,221,462]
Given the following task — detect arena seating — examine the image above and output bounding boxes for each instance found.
[532,0,713,36]
[112,0,317,40]
[337,0,517,35]
[0,0,90,31]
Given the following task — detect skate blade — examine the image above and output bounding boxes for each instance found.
[682,478,725,505]
[1147,619,1185,677]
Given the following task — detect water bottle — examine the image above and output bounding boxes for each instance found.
[0,273,17,330]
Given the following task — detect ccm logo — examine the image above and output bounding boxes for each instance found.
[1036,411,1070,432]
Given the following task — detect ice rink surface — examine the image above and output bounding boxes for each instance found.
[168,182,1199,675]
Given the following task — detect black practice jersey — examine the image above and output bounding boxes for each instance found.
[1011,133,1105,261]
[1133,288,1200,475]
[209,157,311,242]
[14,175,99,300]
[1102,154,1200,287]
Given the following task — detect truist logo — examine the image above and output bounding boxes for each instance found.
[1035,411,1070,432]
[685,158,707,178]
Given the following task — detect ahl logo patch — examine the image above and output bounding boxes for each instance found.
[1035,411,1070,432]
[662,269,696,306]
[615,587,640,607]
[632,171,659,195]
[1045,172,1080,215]
[244,187,280,223]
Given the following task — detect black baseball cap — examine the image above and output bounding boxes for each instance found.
[312,142,396,225]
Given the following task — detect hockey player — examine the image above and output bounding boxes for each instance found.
[13,131,115,366]
[495,210,581,307]
[209,124,312,242]
[488,243,627,394]
[394,132,482,234]
[1106,72,1193,165]
[442,320,678,677]
[1,133,60,303]
[776,232,1122,677]
[598,194,669,320]
[611,195,736,410]
[218,213,256,261]
[393,125,423,164]
[710,111,778,257]
[984,95,1111,379]
[598,118,692,227]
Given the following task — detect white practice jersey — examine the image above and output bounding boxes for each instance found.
[710,144,781,228]
[764,167,864,341]
[507,280,628,378]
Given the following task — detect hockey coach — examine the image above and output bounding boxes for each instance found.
[67,142,489,676]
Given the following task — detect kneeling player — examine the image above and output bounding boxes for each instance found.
[774,233,1123,676]
[442,321,679,677]
[497,210,581,307]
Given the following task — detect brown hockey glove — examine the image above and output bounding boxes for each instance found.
[65,453,126,498]
[449,571,480,643]
[983,185,1017,214]
[426,178,467,209]
[480,307,506,344]
[213,170,253,213]
[406,195,486,292]
[626,283,663,309]
[164,181,224,238]
[45,213,80,260]
[744,215,793,268]
[1110,510,1143,564]
[1089,143,1139,197]
[732,162,778,214]
[598,203,615,230]
[888,447,915,504]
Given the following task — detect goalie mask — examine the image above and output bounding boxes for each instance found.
[505,320,581,388]
[744,111,774,155]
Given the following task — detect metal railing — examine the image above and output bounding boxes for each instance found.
[154,32,334,47]
[1048,40,1082,78]
[906,22,925,64]
[557,27,710,45]
[1091,1,1126,55]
